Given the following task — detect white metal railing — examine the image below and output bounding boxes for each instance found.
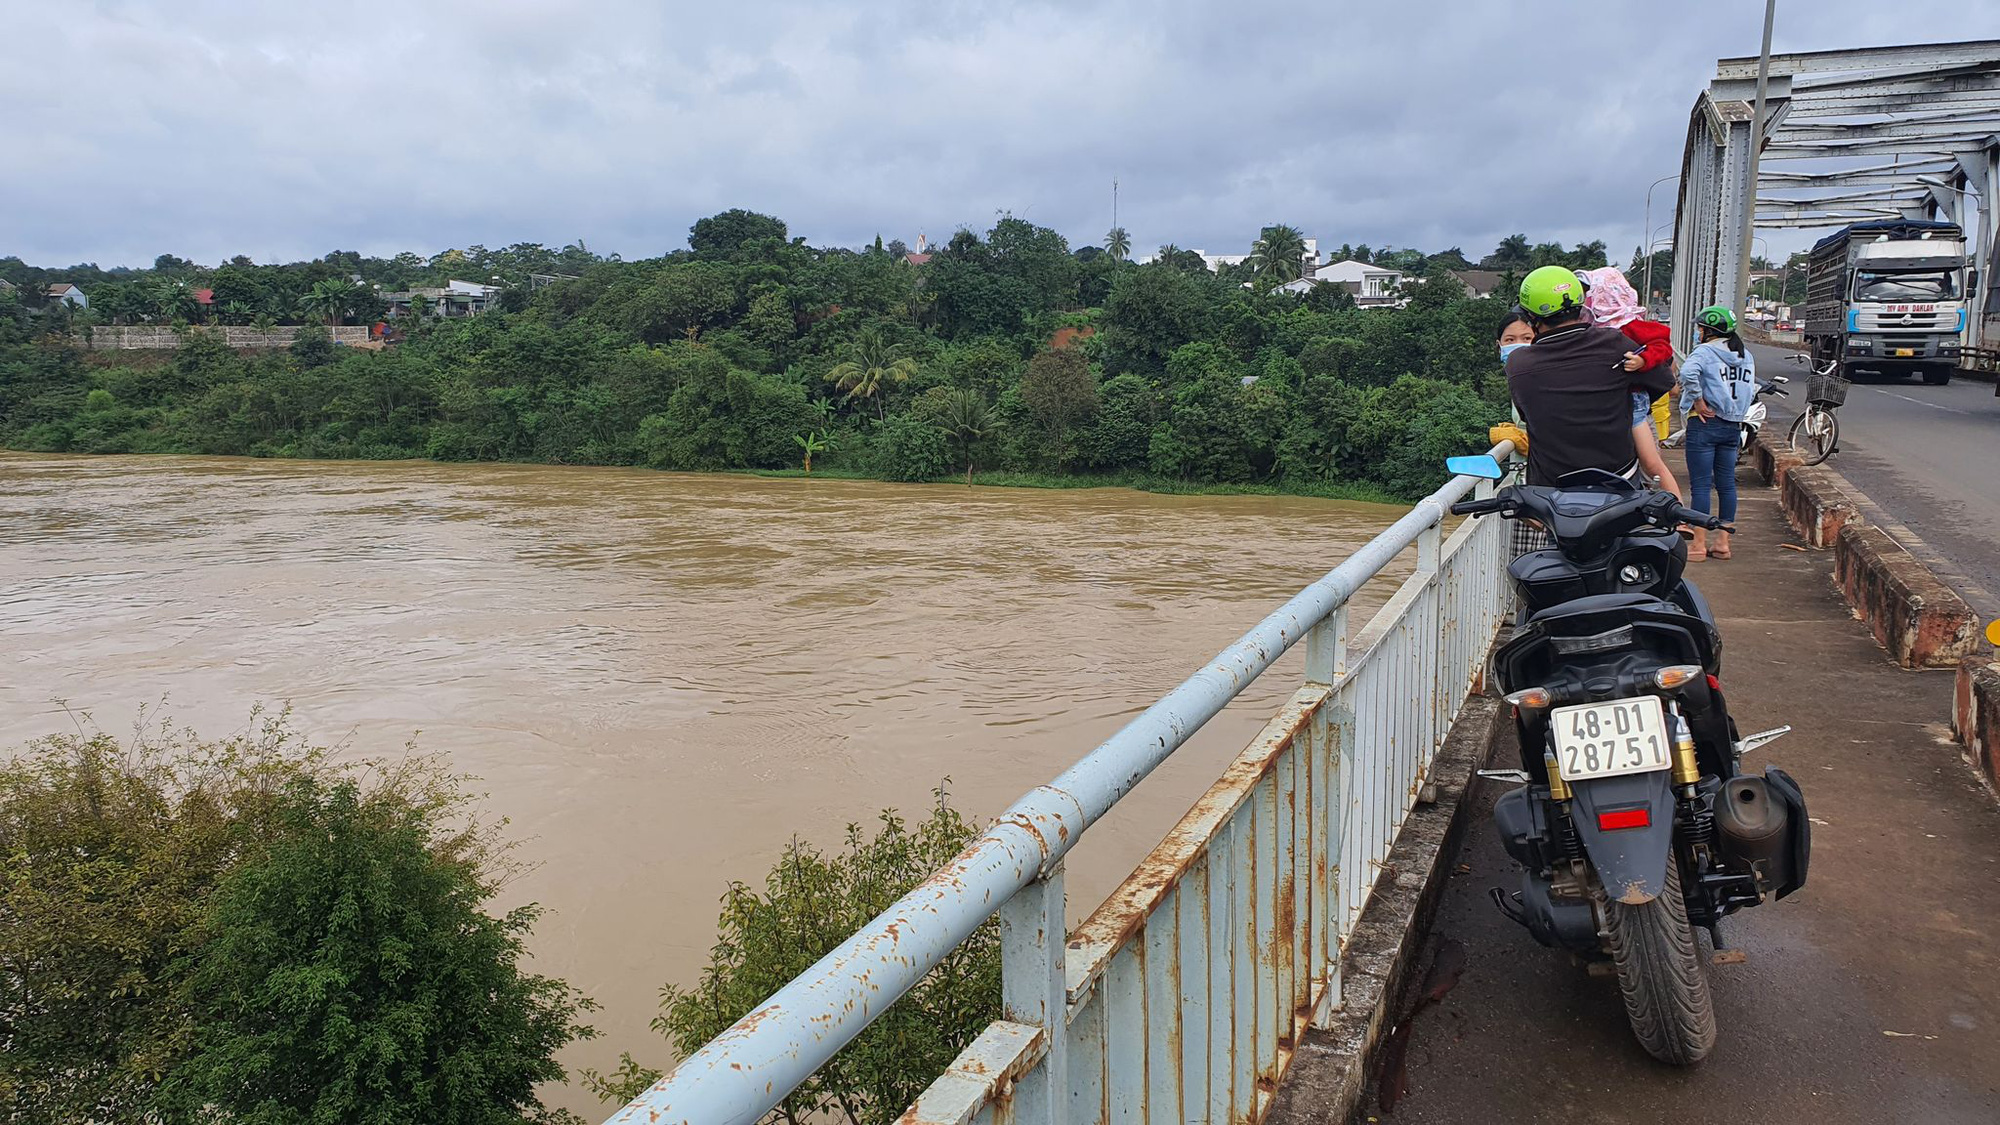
[606,444,1516,1125]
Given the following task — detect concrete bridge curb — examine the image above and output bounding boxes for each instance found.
[1954,658,2000,794]
[1267,689,1507,1124]
[1750,438,1980,668]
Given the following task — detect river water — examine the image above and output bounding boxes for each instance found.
[0,453,1409,1117]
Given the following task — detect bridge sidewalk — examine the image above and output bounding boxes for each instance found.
[1379,465,2000,1123]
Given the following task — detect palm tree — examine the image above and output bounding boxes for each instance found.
[150,279,197,323]
[221,300,254,326]
[938,388,991,487]
[1249,224,1309,287]
[1105,227,1131,261]
[793,430,833,475]
[826,326,919,423]
[1490,233,1532,269]
[298,278,356,327]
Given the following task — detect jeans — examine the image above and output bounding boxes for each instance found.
[1684,415,1739,524]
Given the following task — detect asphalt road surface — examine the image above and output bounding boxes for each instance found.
[1745,341,2000,619]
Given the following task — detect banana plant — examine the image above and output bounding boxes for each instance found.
[793,429,834,475]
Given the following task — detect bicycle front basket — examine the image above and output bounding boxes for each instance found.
[1805,373,1849,406]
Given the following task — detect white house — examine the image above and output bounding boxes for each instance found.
[1311,259,1403,302]
[46,283,87,309]
[384,278,505,318]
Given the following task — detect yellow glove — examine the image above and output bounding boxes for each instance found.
[1489,423,1528,456]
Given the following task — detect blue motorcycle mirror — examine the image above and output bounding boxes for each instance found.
[1445,454,1504,480]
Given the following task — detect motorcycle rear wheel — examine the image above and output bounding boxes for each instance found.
[1603,852,1716,1065]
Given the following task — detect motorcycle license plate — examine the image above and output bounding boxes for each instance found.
[1893,348,1915,357]
[1551,697,1672,781]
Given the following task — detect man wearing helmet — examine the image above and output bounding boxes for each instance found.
[1504,265,1676,487]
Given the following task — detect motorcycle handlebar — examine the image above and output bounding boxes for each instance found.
[1664,503,1726,531]
[1449,497,1506,517]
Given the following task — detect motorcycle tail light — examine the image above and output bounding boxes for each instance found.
[1597,808,1652,831]
[1506,687,1553,711]
[1652,664,1703,690]
[1550,625,1634,654]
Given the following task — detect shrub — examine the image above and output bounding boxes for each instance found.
[872,414,952,482]
[168,773,594,1125]
[585,791,999,1125]
[0,712,593,1123]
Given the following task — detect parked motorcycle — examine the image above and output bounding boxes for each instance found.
[1445,456,1809,1065]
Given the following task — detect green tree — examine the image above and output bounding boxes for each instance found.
[1249,224,1309,287]
[167,773,594,1125]
[1484,234,1532,270]
[1248,224,1312,288]
[934,387,992,486]
[872,413,953,482]
[0,716,593,1124]
[1017,347,1098,470]
[585,792,998,1124]
[299,277,358,327]
[1104,226,1131,261]
[689,209,790,258]
[827,326,919,423]
[1101,266,1210,376]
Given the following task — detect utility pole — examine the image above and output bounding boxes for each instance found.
[1734,0,1777,312]
[1112,178,1119,232]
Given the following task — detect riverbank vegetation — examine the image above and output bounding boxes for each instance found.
[0,712,595,1123]
[581,790,998,1124]
[1,215,1610,500]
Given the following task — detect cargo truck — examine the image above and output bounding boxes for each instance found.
[1802,219,1971,385]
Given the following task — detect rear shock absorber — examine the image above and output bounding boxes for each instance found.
[1543,748,1585,860]
[1672,704,1720,924]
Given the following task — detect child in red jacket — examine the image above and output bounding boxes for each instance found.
[1581,267,1682,501]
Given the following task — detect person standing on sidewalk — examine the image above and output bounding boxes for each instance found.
[1678,305,1758,560]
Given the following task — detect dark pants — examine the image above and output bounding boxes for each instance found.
[1684,415,1739,524]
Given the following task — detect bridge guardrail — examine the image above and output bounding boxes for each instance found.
[606,443,1517,1125]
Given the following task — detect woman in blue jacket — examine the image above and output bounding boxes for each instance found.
[1679,305,1757,560]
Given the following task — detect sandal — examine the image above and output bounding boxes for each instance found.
[1709,525,1736,560]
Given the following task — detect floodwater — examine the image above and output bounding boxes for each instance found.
[0,453,1410,1118]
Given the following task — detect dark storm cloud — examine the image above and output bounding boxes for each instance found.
[5,0,1995,267]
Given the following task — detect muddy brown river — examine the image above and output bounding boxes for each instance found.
[0,453,1409,1117]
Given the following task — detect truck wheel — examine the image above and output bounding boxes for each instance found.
[1603,852,1715,1065]
[1923,367,1953,386]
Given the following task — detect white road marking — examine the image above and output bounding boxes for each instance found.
[1866,387,1972,415]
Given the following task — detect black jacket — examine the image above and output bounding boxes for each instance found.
[1506,323,1675,486]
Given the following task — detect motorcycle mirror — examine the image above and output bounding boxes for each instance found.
[1446,454,1504,480]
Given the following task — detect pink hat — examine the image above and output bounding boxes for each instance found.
[1579,267,1643,329]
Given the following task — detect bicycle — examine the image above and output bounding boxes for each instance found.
[1786,356,1845,465]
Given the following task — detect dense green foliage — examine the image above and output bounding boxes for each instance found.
[0,715,593,1123]
[0,216,1622,499]
[583,792,998,1125]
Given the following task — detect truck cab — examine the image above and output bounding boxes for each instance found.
[1803,221,1971,385]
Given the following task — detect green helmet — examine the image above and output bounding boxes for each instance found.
[1518,266,1584,319]
[1696,305,1738,335]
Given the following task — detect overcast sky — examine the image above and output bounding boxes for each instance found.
[6,1,1996,270]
